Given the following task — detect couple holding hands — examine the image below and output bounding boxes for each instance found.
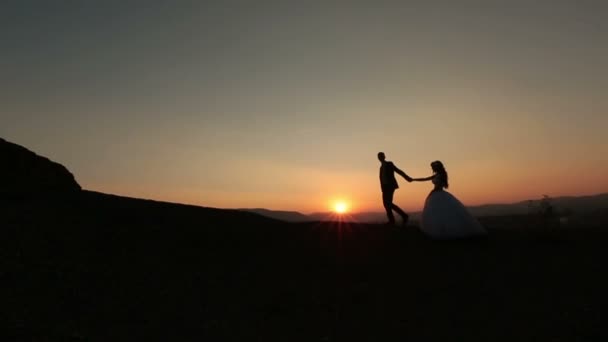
[377,152,486,239]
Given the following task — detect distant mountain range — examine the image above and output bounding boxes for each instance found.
[240,193,608,223]
[237,208,312,222]
[238,208,390,223]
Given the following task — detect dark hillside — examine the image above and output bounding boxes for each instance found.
[0,138,81,198]
[2,192,607,341]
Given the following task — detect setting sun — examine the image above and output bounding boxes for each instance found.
[333,201,349,214]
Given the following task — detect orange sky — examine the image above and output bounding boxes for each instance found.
[2,2,607,213]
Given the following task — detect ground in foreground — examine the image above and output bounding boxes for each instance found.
[2,193,607,341]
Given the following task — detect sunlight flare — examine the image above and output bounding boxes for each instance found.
[333,201,349,214]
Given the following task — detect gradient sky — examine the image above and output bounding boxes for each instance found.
[2,1,607,213]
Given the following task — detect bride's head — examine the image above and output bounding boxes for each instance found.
[431,161,449,188]
[431,160,445,173]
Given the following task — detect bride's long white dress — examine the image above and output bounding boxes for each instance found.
[420,178,486,239]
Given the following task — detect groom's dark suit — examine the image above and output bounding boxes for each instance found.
[379,160,411,225]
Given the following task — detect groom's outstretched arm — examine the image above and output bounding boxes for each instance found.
[394,165,413,182]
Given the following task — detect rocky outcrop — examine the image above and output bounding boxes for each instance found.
[0,137,81,198]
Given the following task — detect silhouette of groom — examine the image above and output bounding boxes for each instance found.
[377,152,412,226]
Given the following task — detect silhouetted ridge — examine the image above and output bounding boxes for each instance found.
[238,208,312,222]
[80,190,283,226]
[0,137,81,198]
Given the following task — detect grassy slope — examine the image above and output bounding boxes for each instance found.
[2,191,607,341]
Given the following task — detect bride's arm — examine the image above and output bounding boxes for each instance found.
[412,175,435,182]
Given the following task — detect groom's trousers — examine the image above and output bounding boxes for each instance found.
[382,188,408,224]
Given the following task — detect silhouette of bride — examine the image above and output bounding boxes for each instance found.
[413,161,486,239]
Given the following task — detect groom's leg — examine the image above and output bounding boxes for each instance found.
[392,204,409,225]
[382,190,396,224]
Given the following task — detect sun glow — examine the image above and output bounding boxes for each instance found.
[333,201,349,214]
